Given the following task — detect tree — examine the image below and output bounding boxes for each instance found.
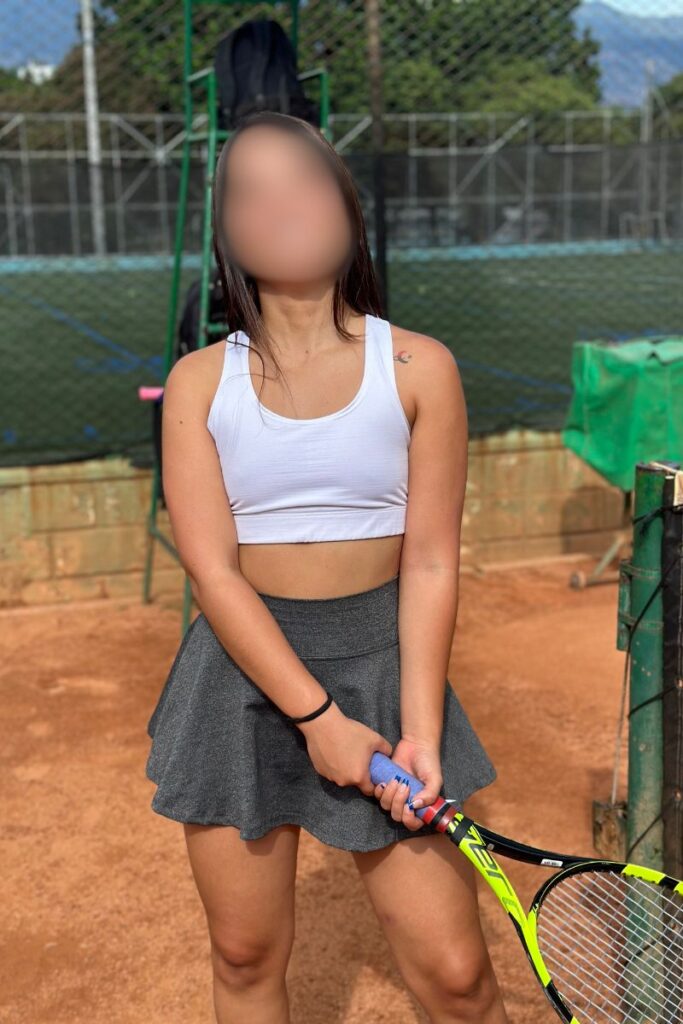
[652,71,683,139]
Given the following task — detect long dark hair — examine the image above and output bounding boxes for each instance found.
[210,110,384,396]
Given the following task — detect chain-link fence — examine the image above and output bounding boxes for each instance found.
[2,0,682,464]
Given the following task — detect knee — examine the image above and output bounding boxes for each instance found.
[409,947,499,1015]
[210,928,293,992]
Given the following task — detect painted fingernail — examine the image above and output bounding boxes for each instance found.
[411,798,423,809]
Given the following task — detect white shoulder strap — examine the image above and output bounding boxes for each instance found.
[372,315,394,375]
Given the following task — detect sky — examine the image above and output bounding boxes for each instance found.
[608,1,683,11]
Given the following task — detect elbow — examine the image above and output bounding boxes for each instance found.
[401,526,462,575]
[185,562,242,603]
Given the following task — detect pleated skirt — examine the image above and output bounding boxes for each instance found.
[145,574,497,852]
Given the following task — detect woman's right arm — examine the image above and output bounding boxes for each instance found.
[160,348,392,796]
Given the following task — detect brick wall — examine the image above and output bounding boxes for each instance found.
[0,430,624,608]
[464,429,625,565]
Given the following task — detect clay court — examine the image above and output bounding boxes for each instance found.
[1,556,628,1023]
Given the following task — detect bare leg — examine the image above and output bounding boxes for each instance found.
[184,822,301,1024]
[352,831,509,1024]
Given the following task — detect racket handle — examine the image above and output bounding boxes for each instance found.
[369,752,430,820]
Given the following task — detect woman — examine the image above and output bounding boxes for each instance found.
[146,110,507,1024]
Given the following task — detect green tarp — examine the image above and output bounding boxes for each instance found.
[562,338,683,491]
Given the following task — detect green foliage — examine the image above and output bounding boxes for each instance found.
[659,71,683,110]
[381,0,601,103]
[458,58,597,114]
[0,66,44,105]
[656,72,683,138]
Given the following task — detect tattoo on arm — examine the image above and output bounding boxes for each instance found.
[394,350,412,364]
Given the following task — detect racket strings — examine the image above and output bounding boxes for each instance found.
[538,917,676,1024]
[557,878,683,976]
[541,901,677,1020]
[540,878,682,1021]
[539,873,683,1023]
[536,869,683,1024]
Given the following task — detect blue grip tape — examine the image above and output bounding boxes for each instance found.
[369,752,429,820]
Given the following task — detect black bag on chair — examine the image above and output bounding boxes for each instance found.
[176,269,226,361]
[214,17,319,131]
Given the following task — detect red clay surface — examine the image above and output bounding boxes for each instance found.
[1,559,628,1023]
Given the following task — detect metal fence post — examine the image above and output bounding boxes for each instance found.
[619,461,666,868]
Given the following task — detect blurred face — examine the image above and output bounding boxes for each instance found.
[219,125,353,285]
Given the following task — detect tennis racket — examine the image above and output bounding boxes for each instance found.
[370,752,683,1024]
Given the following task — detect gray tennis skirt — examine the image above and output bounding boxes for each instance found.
[145,573,497,852]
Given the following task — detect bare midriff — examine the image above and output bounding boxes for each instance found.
[237,534,404,599]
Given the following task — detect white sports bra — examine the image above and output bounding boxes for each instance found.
[206,313,411,544]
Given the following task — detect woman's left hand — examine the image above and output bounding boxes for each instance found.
[372,736,443,832]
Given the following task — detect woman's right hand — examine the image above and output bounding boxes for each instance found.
[297,702,393,797]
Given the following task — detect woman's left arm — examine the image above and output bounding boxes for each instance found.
[375,332,468,830]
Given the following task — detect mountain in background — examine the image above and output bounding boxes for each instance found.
[576,2,683,106]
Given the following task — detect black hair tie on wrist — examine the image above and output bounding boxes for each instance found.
[284,690,334,724]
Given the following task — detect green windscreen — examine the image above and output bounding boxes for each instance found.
[562,338,683,491]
